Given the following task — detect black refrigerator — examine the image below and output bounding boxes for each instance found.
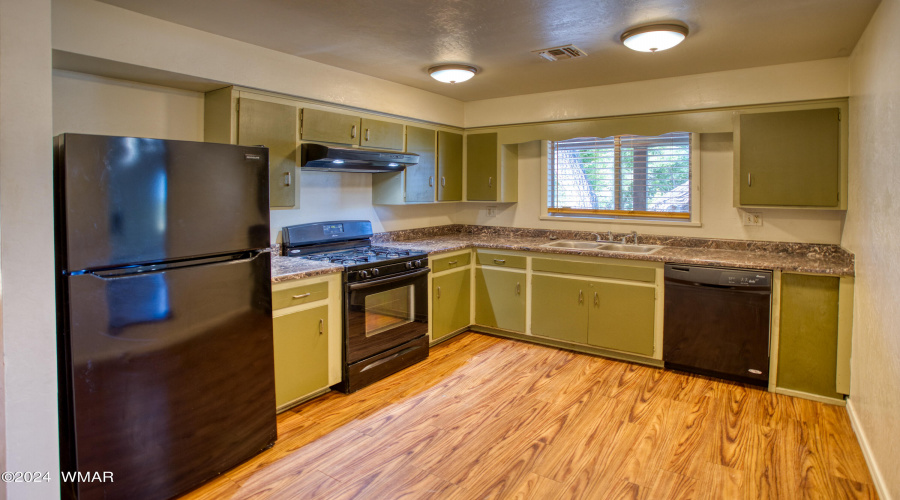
[54,134,277,500]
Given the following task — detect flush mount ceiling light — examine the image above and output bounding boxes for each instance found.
[621,23,689,52]
[428,64,478,84]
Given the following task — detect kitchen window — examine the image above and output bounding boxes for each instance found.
[544,132,696,222]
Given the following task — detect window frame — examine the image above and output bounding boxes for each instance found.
[540,132,701,226]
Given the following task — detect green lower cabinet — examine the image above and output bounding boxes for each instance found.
[777,274,843,399]
[433,270,471,341]
[588,282,655,356]
[474,268,525,333]
[531,274,588,344]
[273,305,329,408]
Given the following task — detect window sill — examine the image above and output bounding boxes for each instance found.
[540,213,702,227]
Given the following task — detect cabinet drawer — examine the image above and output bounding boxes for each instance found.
[272,281,329,310]
[431,252,470,273]
[532,258,656,283]
[476,251,526,269]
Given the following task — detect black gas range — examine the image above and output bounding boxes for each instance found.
[281,221,430,393]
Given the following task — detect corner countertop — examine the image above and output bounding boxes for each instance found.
[271,225,855,282]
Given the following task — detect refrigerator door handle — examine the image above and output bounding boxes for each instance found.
[87,251,265,279]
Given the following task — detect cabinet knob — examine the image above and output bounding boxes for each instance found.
[488,176,493,188]
[493,259,506,265]
[748,173,752,187]
[365,129,370,142]
[578,290,584,304]
[318,319,324,335]
[516,282,521,295]
[429,176,434,187]
[448,260,458,266]
[283,172,292,186]
[594,291,599,306]
[292,292,311,300]
[351,125,357,139]
[437,286,441,299]
[441,176,446,187]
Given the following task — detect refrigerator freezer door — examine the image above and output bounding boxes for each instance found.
[56,134,270,272]
[59,252,275,500]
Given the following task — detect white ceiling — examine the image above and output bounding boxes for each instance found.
[97,0,880,102]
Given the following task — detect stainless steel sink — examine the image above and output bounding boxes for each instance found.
[596,243,662,254]
[542,240,602,249]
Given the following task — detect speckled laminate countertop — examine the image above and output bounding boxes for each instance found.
[271,225,855,281]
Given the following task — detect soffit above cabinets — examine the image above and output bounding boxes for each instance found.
[97,0,879,102]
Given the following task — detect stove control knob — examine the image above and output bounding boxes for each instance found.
[372,268,380,276]
[406,262,414,270]
[359,270,369,279]
[415,260,423,268]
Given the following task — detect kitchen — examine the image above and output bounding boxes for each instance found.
[1,0,898,498]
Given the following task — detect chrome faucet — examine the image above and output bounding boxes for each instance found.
[589,233,602,242]
[631,231,639,244]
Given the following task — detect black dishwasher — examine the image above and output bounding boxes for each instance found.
[663,264,772,386]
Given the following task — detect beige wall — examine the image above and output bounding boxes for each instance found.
[455,136,845,243]
[844,0,900,497]
[0,0,60,498]
[465,58,850,128]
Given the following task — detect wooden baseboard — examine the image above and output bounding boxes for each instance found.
[846,398,893,500]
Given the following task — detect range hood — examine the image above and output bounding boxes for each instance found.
[300,143,418,173]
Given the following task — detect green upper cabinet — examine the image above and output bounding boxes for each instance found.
[300,108,403,150]
[587,282,655,356]
[273,305,329,409]
[237,97,297,208]
[437,131,463,201]
[531,274,588,344]
[735,101,847,209]
[404,126,437,203]
[300,108,360,146]
[777,273,845,399]
[433,270,470,341]
[466,132,498,201]
[474,268,525,333]
[465,132,518,202]
[360,118,404,150]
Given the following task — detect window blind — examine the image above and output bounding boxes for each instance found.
[548,132,691,219]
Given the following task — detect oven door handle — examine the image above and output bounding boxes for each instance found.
[348,267,430,290]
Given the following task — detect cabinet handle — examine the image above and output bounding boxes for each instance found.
[292,292,311,299]
[365,129,370,142]
[441,176,446,187]
[448,260,458,266]
[318,319,324,335]
[516,282,521,295]
[351,125,357,139]
[437,286,441,299]
[488,176,493,188]
[578,290,584,304]
[594,291,599,306]
[283,172,292,186]
[748,173,752,187]
[429,176,434,187]
[493,259,506,265]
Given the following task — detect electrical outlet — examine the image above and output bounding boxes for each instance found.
[742,212,762,226]
[486,206,498,217]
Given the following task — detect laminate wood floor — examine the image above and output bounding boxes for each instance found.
[182,332,877,499]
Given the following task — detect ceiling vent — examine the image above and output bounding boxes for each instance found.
[533,45,587,62]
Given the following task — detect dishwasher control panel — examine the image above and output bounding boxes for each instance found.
[720,272,771,287]
[665,264,772,288]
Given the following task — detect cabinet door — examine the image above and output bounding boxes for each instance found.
[237,98,297,207]
[301,108,360,145]
[433,270,470,340]
[739,108,840,206]
[466,132,498,201]
[273,305,329,408]
[360,118,404,151]
[588,282,655,356]
[531,274,588,344]
[437,131,463,201]
[475,268,525,333]
[405,126,436,203]
[777,274,842,399]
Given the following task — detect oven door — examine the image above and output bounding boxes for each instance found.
[345,267,429,364]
